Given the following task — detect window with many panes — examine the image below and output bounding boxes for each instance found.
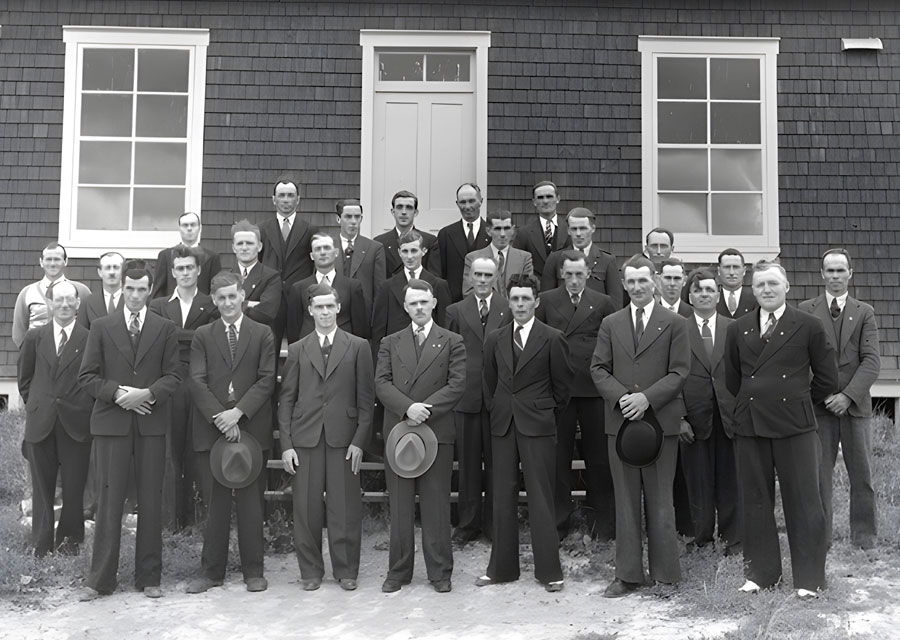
[639,36,780,263]
[60,27,208,257]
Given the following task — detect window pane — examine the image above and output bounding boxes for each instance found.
[133,187,185,230]
[711,149,762,191]
[711,103,760,144]
[657,57,706,99]
[425,54,470,81]
[658,149,707,191]
[79,141,132,184]
[711,193,763,235]
[135,142,186,185]
[659,193,708,233]
[82,48,134,91]
[77,187,130,230]
[658,102,706,144]
[81,94,133,137]
[379,54,424,81]
[138,49,190,92]
[710,58,759,100]
[136,95,188,137]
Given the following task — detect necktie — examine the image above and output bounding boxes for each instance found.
[343,240,354,277]
[466,222,475,251]
[321,274,330,286]
[408,269,416,281]
[57,329,67,358]
[544,221,553,248]
[415,326,426,346]
[129,313,141,351]
[727,290,737,315]
[479,298,489,325]
[634,307,644,349]
[281,216,291,242]
[571,293,580,307]
[107,293,116,315]
[227,323,237,362]
[830,297,841,319]
[242,267,249,279]
[498,250,506,287]
[321,334,331,362]
[514,324,524,351]
[701,319,714,360]
[762,312,777,341]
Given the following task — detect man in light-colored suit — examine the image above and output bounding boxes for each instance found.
[462,210,533,297]
[591,254,690,598]
[185,271,276,594]
[280,283,374,591]
[799,249,880,549]
[376,279,466,594]
[332,199,386,319]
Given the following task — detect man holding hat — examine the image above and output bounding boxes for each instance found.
[591,254,690,598]
[279,283,374,591]
[375,279,466,594]
[185,271,276,594]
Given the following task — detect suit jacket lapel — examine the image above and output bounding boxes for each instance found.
[688,321,711,372]
[397,328,418,380]
[449,222,469,259]
[463,296,485,341]
[302,333,326,378]
[612,310,637,356]
[325,329,349,379]
[415,326,450,378]
[242,264,262,298]
[635,306,668,357]
[39,327,58,373]
[111,315,136,365]
[515,322,545,372]
[711,318,727,369]
[752,308,801,372]
[134,313,163,367]
[487,297,508,334]
[390,276,406,307]
[839,297,860,354]
[213,320,233,368]
[232,321,252,369]
[566,295,592,335]
[56,327,85,378]
[165,298,184,326]
[285,219,305,258]
[350,237,366,277]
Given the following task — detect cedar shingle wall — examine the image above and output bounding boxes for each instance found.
[1,1,899,377]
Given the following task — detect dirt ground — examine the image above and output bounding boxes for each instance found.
[1,525,898,640]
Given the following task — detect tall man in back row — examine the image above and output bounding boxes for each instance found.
[725,261,838,598]
[513,181,570,279]
[151,212,221,299]
[374,190,442,279]
[437,183,491,302]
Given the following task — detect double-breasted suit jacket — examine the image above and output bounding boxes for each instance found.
[258,215,319,290]
[437,219,491,302]
[461,246,533,297]
[541,245,623,306]
[78,289,124,329]
[151,244,222,299]
[716,286,757,319]
[374,227,442,279]
[332,234,386,319]
[286,272,369,344]
[683,314,736,439]
[238,262,283,328]
[188,317,276,452]
[512,216,570,278]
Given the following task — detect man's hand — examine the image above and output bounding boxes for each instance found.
[213,408,243,433]
[619,392,649,421]
[406,403,433,425]
[115,387,155,413]
[679,419,695,444]
[824,392,852,416]
[346,445,363,475]
[225,424,241,443]
[282,448,299,474]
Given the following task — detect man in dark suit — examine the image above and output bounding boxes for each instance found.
[445,256,511,546]
[371,230,452,347]
[643,227,675,272]
[149,245,219,529]
[541,208,622,306]
[591,254,690,598]
[231,219,282,335]
[536,251,617,540]
[373,190,441,278]
[151,212,221,299]
[716,248,757,319]
[476,273,573,592]
[18,281,93,556]
[76,261,181,600]
[513,181,570,279]
[258,175,320,346]
[799,249,880,549]
[279,283,374,591]
[79,251,125,329]
[437,183,491,302]
[725,261,838,597]
[332,199,386,320]
[185,271,276,594]
[286,233,368,343]
[679,268,740,553]
[462,210,533,297]
[375,279,466,593]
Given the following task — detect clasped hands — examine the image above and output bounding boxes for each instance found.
[824,392,851,416]
[212,407,243,443]
[114,386,155,415]
[618,392,649,421]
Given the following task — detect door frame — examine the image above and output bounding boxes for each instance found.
[359,30,491,237]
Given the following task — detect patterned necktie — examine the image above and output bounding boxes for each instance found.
[830,297,841,319]
[466,222,475,251]
[227,323,237,362]
[343,240,354,277]
[571,293,580,307]
[479,298,489,325]
[242,267,249,279]
[281,216,291,242]
[415,326,426,346]
[634,307,644,349]
[544,221,553,249]
[321,334,331,362]
[762,312,777,341]
[129,313,141,351]
[107,293,116,315]
[701,319,714,360]
[57,329,67,358]
[497,250,506,288]
[514,324,524,351]
[727,290,737,315]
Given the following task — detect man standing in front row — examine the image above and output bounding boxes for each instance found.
[477,274,573,592]
[725,262,838,598]
[186,272,276,594]
[77,261,181,600]
[799,249,880,549]
[591,255,690,598]
[280,284,374,591]
[376,280,466,593]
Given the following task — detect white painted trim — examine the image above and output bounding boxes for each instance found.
[841,38,882,51]
[59,27,209,259]
[639,36,781,264]
[359,30,490,237]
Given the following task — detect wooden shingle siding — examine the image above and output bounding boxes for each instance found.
[1,1,900,376]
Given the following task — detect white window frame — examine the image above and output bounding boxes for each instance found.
[639,36,780,264]
[60,26,209,258]
[358,30,490,238]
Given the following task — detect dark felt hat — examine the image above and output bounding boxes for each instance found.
[384,421,438,479]
[615,409,664,468]
[209,432,264,489]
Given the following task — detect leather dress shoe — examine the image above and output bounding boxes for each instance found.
[544,580,564,593]
[302,578,321,591]
[186,577,224,594]
[143,585,164,599]
[381,578,403,593]
[431,579,452,593]
[602,579,642,598]
[339,578,357,591]
[246,577,268,592]
[75,586,102,602]
[474,575,494,587]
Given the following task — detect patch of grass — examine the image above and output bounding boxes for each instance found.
[0,410,28,506]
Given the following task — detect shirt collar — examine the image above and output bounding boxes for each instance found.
[514,316,535,333]
[169,287,198,302]
[279,212,296,225]
[124,306,147,325]
[238,261,257,275]
[631,300,654,324]
[405,266,422,280]
[826,292,848,309]
[317,269,337,283]
[40,275,66,291]
[182,240,200,249]
[224,314,244,333]
[491,245,507,260]
[340,233,358,248]
[411,319,434,338]
[694,312,717,332]
[541,214,558,230]
[461,217,481,236]
[53,319,74,339]
[316,326,338,346]
[660,297,680,312]
[760,304,786,326]
[580,242,592,256]
[476,292,494,308]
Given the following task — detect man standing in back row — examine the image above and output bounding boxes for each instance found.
[374,190,442,278]
[513,181,570,279]
[151,212,221,299]
[437,183,491,302]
